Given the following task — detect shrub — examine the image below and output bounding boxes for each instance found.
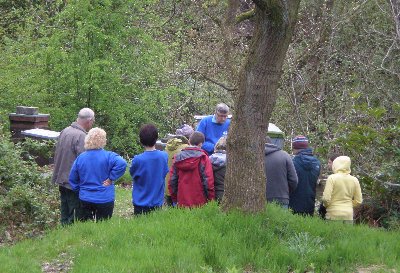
[0,128,59,243]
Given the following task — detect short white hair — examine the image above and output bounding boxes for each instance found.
[215,103,229,114]
[78,108,95,121]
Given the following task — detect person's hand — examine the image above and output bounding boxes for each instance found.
[103,178,112,186]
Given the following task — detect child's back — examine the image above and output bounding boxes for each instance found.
[130,150,168,207]
[130,124,168,215]
[165,136,189,206]
[169,132,215,208]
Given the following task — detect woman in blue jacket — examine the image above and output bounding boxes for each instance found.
[69,127,127,222]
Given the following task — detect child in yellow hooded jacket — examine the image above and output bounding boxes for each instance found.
[164,124,194,206]
[322,156,362,221]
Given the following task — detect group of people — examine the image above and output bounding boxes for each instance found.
[51,104,230,224]
[266,135,363,223]
[52,103,362,225]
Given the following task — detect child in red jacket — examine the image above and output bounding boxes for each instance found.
[168,132,215,208]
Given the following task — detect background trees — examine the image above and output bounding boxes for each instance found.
[0,0,399,225]
[273,0,400,225]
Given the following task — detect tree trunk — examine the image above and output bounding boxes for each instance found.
[222,0,301,213]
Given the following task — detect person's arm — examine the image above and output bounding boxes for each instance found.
[287,156,298,193]
[352,178,363,207]
[196,118,214,154]
[68,159,80,191]
[201,141,215,155]
[201,157,215,201]
[129,156,139,184]
[163,152,169,178]
[196,118,206,133]
[104,153,127,186]
[74,134,86,156]
[168,158,179,203]
[322,176,334,207]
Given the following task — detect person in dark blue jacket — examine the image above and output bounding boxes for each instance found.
[289,135,321,216]
[69,127,127,222]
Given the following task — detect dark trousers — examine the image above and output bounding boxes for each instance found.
[134,205,160,216]
[164,195,173,207]
[59,186,81,226]
[80,200,114,222]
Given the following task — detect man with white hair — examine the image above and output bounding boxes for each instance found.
[196,103,231,155]
[52,108,95,225]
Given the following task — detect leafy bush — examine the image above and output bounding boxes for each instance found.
[17,138,56,166]
[0,128,58,243]
[334,113,400,230]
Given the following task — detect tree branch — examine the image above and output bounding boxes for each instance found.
[236,9,255,24]
[188,70,237,91]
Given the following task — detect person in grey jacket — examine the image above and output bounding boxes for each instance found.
[52,108,95,225]
[265,136,298,208]
[209,136,227,204]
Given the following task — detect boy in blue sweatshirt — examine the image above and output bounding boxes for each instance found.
[130,124,169,215]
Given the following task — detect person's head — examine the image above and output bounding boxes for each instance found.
[214,136,227,152]
[84,127,106,150]
[214,103,229,124]
[332,155,352,174]
[189,131,205,147]
[77,108,95,131]
[328,153,341,171]
[292,135,309,154]
[175,124,194,139]
[139,124,158,147]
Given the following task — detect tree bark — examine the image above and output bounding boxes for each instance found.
[222,0,301,213]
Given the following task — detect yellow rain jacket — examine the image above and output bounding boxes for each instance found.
[322,156,363,220]
[164,137,188,196]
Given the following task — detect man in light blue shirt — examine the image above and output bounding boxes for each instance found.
[196,103,230,155]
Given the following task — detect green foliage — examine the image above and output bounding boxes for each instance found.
[0,203,399,272]
[16,138,56,165]
[0,128,58,243]
[334,115,400,230]
[0,0,195,156]
[273,0,400,229]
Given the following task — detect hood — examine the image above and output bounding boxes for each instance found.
[265,143,280,155]
[174,147,205,171]
[332,156,351,174]
[295,148,318,171]
[209,151,226,167]
[165,138,186,152]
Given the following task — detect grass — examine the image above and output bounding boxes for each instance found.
[0,187,399,272]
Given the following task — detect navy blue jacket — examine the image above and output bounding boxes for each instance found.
[289,148,321,215]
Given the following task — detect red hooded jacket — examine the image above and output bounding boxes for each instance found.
[168,146,215,208]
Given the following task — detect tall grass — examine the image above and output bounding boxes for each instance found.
[0,191,399,272]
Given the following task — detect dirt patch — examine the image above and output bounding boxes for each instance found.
[42,252,74,273]
[356,265,397,273]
